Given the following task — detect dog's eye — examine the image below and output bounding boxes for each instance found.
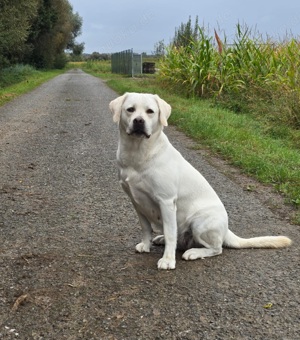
[146,109,154,114]
[127,107,135,113]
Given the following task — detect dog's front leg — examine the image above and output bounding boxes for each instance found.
[157,200,177,270]
[135,212,152,253]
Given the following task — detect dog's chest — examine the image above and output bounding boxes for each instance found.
[119,167,161,223]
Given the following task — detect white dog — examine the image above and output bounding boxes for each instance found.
[109,92,291,270]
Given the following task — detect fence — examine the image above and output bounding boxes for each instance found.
[111,49,142,76]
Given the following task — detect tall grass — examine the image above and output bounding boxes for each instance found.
[159,24,300,128]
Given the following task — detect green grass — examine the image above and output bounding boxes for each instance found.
[0,65,66,106]
[82,61,300,223]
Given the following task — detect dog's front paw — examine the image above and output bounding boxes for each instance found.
[135,242,150,253]
[157,257,176,270]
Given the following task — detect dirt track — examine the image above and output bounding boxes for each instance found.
[0,69,299,339]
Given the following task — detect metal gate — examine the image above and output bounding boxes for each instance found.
[111,49,142,77]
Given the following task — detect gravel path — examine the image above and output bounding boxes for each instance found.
[0,69,299,339]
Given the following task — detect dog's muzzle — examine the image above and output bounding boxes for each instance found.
[130,117,150,138]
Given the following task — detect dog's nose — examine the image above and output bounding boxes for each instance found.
[133,117,145,126]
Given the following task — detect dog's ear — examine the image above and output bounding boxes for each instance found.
[154,94,171,126]
[109,93,128,123]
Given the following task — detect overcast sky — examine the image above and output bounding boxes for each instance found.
[69,0,300,54]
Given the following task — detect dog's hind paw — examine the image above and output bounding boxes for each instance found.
[153,235,165,245]
[182,247,222,260]
[135,242,150,253]
[157,257,176,270]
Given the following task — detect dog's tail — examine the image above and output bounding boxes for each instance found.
[223,229,292,249]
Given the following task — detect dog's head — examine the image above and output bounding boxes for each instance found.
[109,93,171,139]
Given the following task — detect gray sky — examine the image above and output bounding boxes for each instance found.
[69,0,300,54]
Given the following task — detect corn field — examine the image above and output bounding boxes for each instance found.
[159,24,300,128]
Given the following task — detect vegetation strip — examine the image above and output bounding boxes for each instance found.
[0,67,66,106]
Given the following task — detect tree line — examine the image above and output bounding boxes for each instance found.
[153,16,199,56]
[0,0,83,69]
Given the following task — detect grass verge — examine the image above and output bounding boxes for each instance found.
[0,66,67,106]
[82,62,300,224]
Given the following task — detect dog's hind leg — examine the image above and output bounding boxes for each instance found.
[182,219,225,260]
[153,234,165,245]
[153,230,194,248]
[182,244,222,260]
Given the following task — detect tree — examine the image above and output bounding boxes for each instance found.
[66,12,85,61]
[89,52,110,61]
[172,16,199,48]
[90,52,101,60]
[0,0,83,69]
[72,42,85,56]
[0,0,39,68]
[69,42,85,61]
[154,40,165,56]
[66,12,83,51]
[26,0,83,68]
